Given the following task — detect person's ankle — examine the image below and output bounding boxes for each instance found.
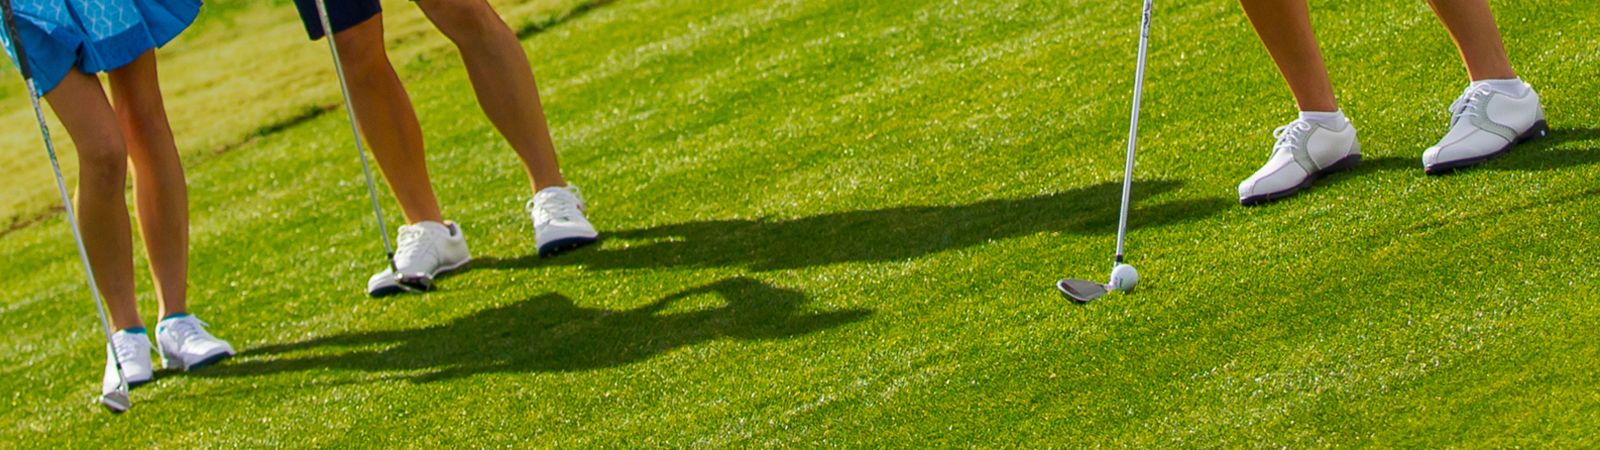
[1297,109,1349,129]
[1470,77,1530,96]
[531,179,570,193]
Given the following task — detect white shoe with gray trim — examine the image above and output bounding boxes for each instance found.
[529,185,599,257]
[1238,118,1362,205]
[156,315,235,371]
[102,330,154,395]
[1422,83,1546,174]
[367,221,472,296]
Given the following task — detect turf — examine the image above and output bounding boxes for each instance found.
[2,0,1598,446]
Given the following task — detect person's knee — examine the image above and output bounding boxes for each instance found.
[419,0,510,44]
[331,16,392,74]
[76,138,130,178]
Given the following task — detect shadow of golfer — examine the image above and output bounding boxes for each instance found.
[196,277,870,382]
[472,179,1228,272]
[1487,127,1600,172]
[1346,127,1600,176]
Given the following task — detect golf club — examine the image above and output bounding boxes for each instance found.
[1,0,131,413]
[310,0,427,293]
[1057,0,1151,303]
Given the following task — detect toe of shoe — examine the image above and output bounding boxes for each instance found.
[367,277,406,297]
[539,236,599,257]
[169,344,235,370]
[1238,171,1288,200]
[187,348,235,370]
[1237,178,1260,199]
[1422,146,1445,167]
[119,369,154,387]
[540,221,600,242]
[193,340,235,357]
[368,270,400,288]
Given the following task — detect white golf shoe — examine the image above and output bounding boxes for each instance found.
[367,221,472,297]
[1238,118,1362,205]
[102,330,154,394]
[156,315,235,371]
[1422,82,1546,174]
[529,185,599,257]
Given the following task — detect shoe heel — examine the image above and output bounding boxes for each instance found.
[1325,153,1362,173]
[1517,119,1549,143]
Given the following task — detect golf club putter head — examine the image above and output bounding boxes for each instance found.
[1057,278,1110,303]
[99,390,131,414]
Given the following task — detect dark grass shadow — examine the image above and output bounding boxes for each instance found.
[1485,127,1600,172]
[1342,155,1417,176]
[515,0,616,39]
[1327,127,1600,178]
[471,180,1230,272]
[192,277,870,382]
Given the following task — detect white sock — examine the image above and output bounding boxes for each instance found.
[1471,78,1530,97]
[1298,110,1349,129]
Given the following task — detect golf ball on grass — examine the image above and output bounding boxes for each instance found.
[1110,264,1139,292]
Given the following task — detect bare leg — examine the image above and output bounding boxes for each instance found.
[418,0,568,192]
[331,15,446,224]
[1425,0,1517,81]
[107,50,188,320]
[44,70,141,330]
[1239,0,1339,112]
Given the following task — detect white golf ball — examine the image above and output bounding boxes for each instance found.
[1110,264,1139,292]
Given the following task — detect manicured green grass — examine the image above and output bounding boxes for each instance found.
[2,0,1598,446]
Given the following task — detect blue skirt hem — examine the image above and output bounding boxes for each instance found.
[1,0,200,94]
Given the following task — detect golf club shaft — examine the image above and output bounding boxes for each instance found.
[312,0,399,273]
[0,0,128,392]
[1115,0,1153,264]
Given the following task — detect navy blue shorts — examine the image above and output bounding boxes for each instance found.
[291,0,383,40]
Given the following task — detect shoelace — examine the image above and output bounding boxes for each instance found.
[395,225,439,266]
[528,189,585,226]
[1271,120,1314,157]
[161,318,214,347]
[1447,85,1493,127]
[113,334,145,362]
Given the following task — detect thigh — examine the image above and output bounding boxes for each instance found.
[105,50,164,114]
[43,69,126,161]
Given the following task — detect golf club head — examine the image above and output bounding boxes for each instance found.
[99,390,130,414]
[396,273,435,293]
[1056,278,1110,303]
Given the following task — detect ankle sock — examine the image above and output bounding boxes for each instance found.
[121,327,147,335]
[1472,78,1530,96]
[1298,110,1349,129]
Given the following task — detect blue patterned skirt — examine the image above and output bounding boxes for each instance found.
[1,0,201,94]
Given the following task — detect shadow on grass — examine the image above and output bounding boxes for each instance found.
[515,0,616,39]
[474,179,1229,272]
[1487,127,1600,172]
[1343,127,1600,176]
[195,277,869,382]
